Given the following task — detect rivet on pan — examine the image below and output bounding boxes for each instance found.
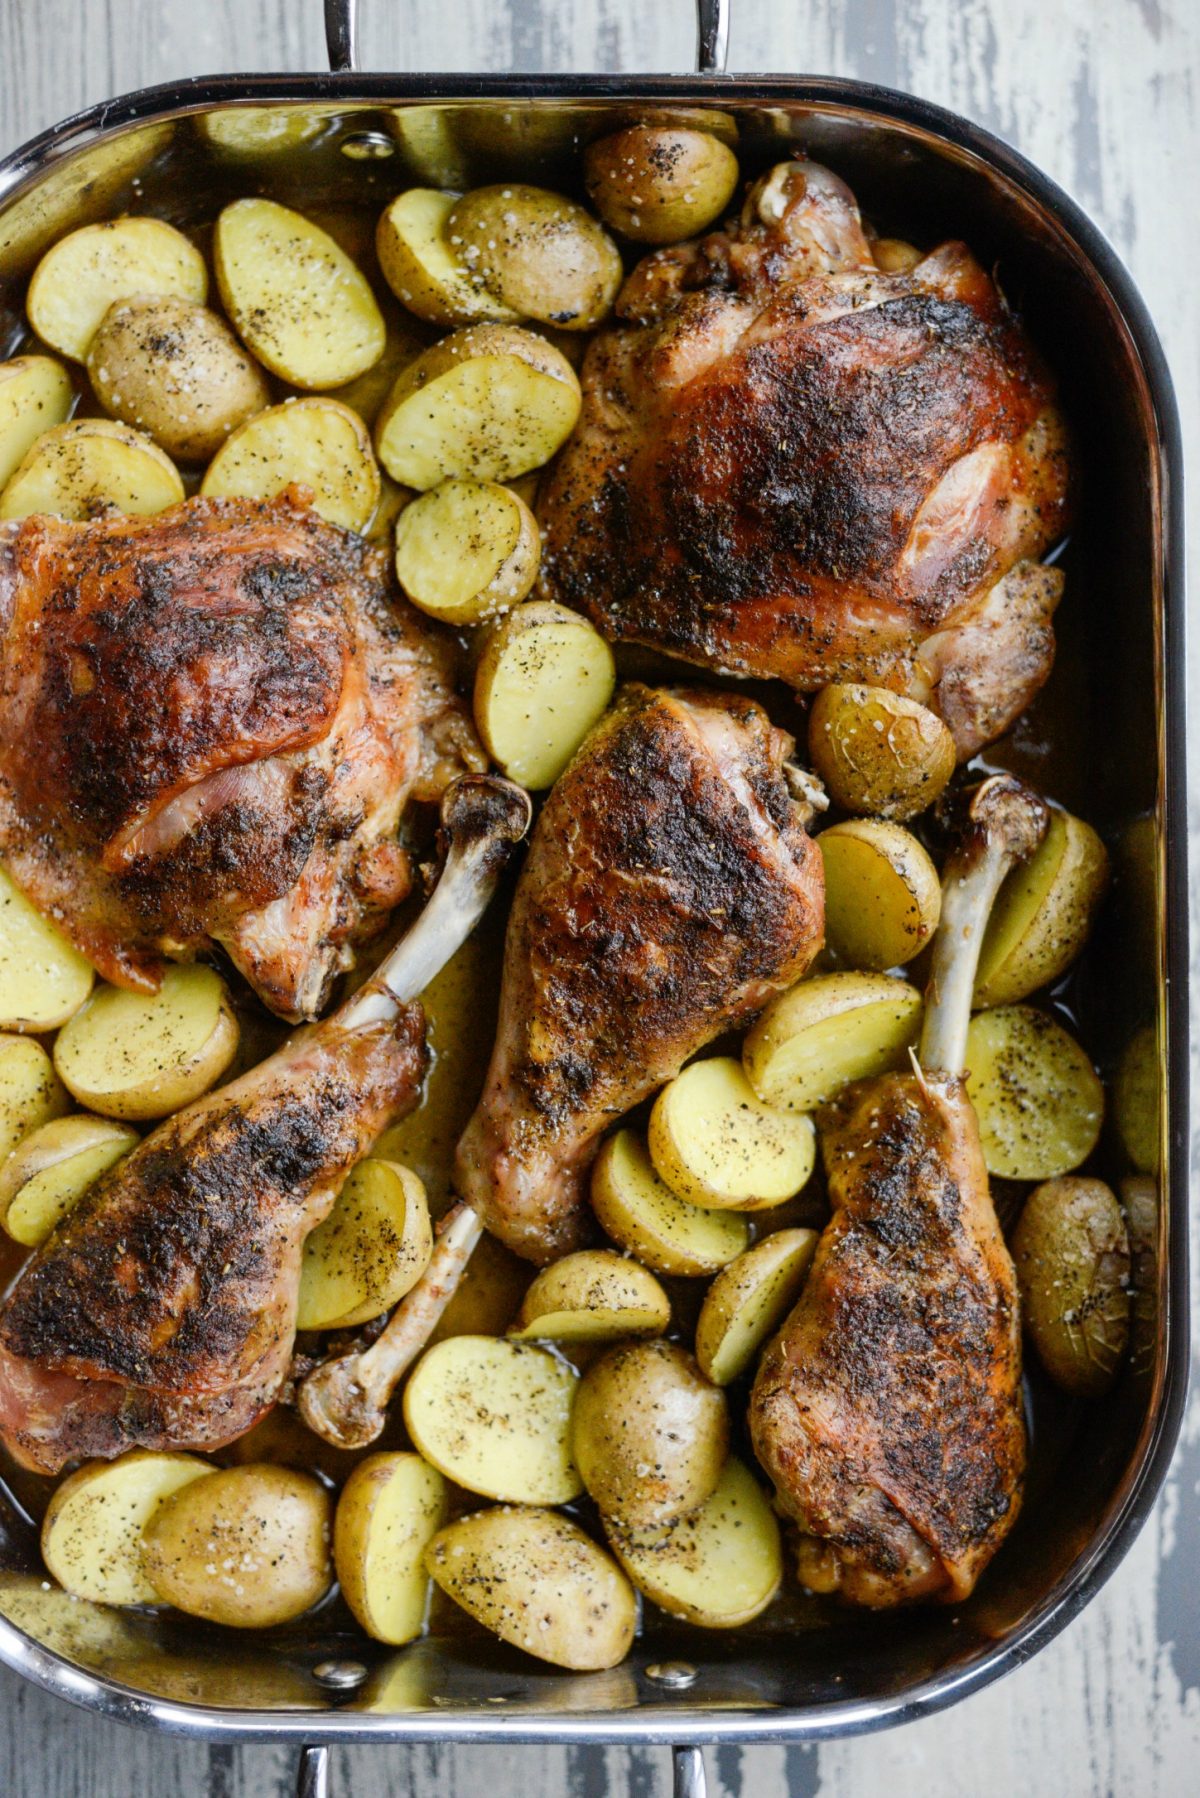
[313,1659,368,1689]
[645,1662,697,1689]
[340,131,396,160]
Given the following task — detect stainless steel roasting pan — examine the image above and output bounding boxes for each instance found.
[0,1,1187,1792]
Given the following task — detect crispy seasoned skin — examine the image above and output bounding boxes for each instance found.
[0,1002,426,1473]
[454,684,824,1264]
[0,489,482,1019]
[538,161,1071,757]
[750,1070,1024,1605]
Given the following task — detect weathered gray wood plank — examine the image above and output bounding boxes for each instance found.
[0,2,1197,1794]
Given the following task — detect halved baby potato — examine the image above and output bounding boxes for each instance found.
[374,324,581,489]
[140,1464,333,1628]
[743,971,923,1112]
[807,684,956,823]
[41,1450,214,1606]
[27,216,208,361]
[473,601,615,789]
[508,1247,670,1343]
[215,198,386,389]
[591,1128,750,1276]
[199,107,329,158]
[0,1034,69,1161]
[648,1056,816,1211]
[1011,1176,1131,1397]
[0,355,74,489]
[53,963,239,1121]
[572,1339,728,1530]
[201,397,381,532]
[88,296,270,464]
[425,1505,636,1672]
[403,1334,581,1504]
[377,188,517,328]
[872,237,924,273]
[1114,1024,1160,1174]
[819,819,941,970]
[966,1005,1104,1180]
[0,863,94,1031]
[0,1113,139,1247]
[584,125,740,245]
[297,1159,432,1331]
[973,807,1109,1006]
[446,185,623,330]
[0,418,184,521]
[395,477,540,624]
[605,1457,782,1629]
[695,1228,819,1386]
[333,1451,447,1646]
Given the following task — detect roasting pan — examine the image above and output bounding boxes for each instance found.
[0,1,1188,1792]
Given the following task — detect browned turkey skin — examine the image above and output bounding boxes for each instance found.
[750,778,1045,1606]
[0,489,483,1020]
[454,684,825,1264]
[539,162,1072,758]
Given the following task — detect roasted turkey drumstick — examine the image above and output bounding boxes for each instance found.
[298,683,825,1447]
[0,490,483,1021]
[750,775,1047,1606]
[0,775,530,1474]
[539,161,1071,758]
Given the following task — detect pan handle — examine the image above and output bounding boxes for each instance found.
[325,0,731,74]
[292,1743,703,1796]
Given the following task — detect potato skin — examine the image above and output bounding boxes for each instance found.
[584,126,740,245]
[425,1505,636,1671]
[446,186,622,329]
[140,1464,333,1627]
[1012,1177,1131,1396]
[571,1338,729,1529]
[807,684,956,823]
[87,296,269,462]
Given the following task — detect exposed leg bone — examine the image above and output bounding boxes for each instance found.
[298,1200,482,1447]
[920,775,1048,1075]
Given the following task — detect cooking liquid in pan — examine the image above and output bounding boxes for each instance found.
[0,109,1162,1673]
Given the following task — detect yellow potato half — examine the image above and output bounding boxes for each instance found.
[426,1506,636,1672]
[743,971,923,1111]
[819,819,941,970]
[1113,1024,1160,1174]
[474,601,615,789]
[374,324,581,489]
[0,863,94,1031]
[973,807,1109,1006]
[508,1248,670,1343]
[395,477,540,625]
[695,1228,819,1385]
[53,963,239,1121]
[966,1005,1104,1180]
[403,1334,581,1504]
[605,1457,781,1629]
[0,1113,139,1247]
[0,1034,69,1161]
[333,1452,447,1645]
[27,216,208,361]
[202,397,381,532]
[297,1159,432,1331]
[807,683,956,823]
[141,1464,333,1628]
[648,1056,816,1210]
[214,198,385,389]
[376,188,518,327]
[41,1450,214,1606]
[591,1128,750,1276]
[0,418,184,521]
[0,356,74,490]
[446,185,622,330]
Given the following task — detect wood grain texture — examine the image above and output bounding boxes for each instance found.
[0,2,1197,1794]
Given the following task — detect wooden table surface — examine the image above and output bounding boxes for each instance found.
[0,2,1196,1794]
